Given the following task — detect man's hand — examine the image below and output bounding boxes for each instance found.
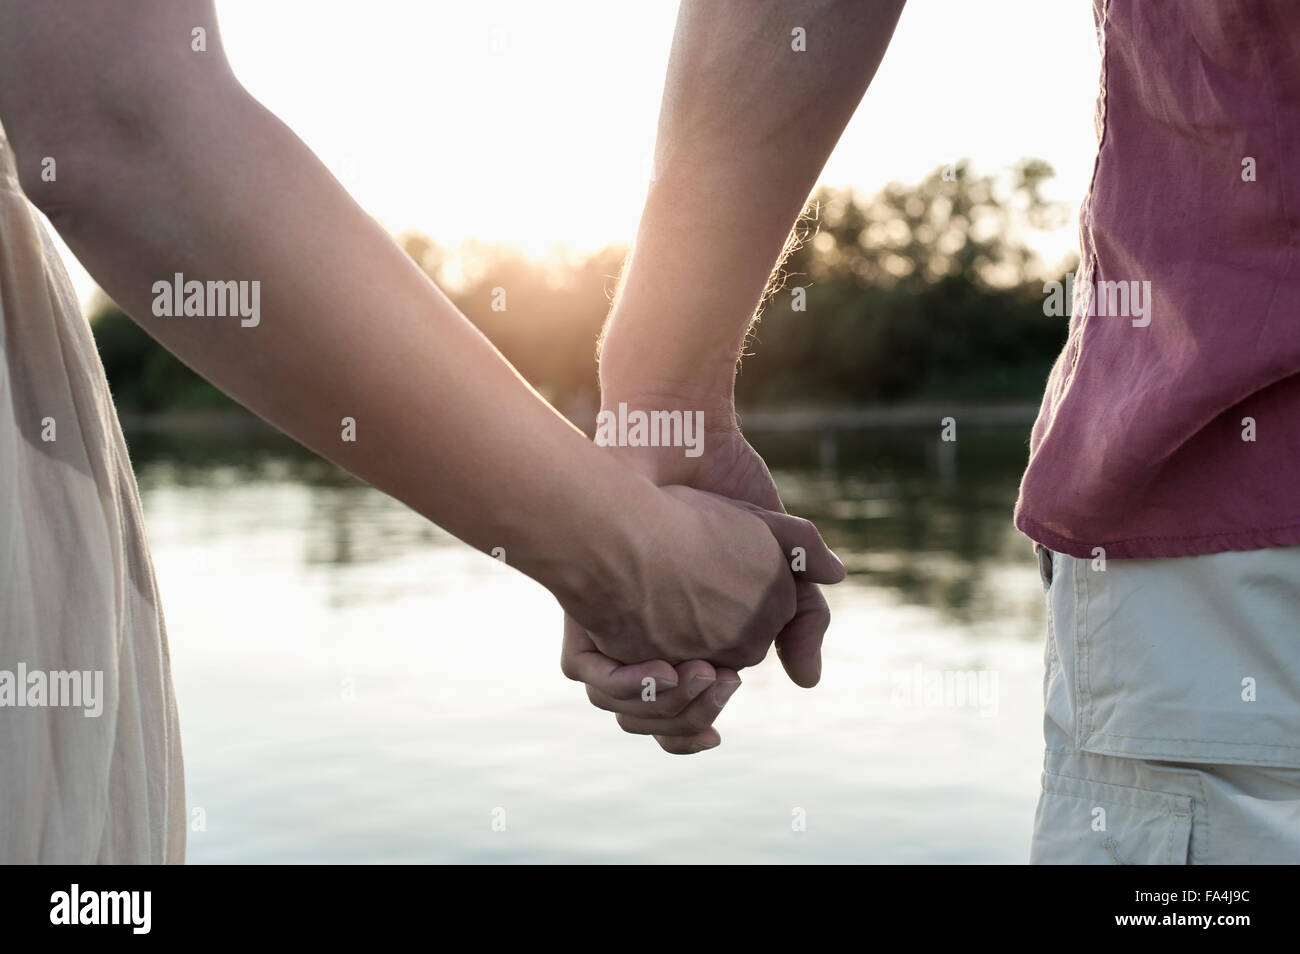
[601,408,835,688]
[559,480,843,671]
[559,0,899,752]
[560,401,841,754]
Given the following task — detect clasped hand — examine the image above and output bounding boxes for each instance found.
[557,423,843,755]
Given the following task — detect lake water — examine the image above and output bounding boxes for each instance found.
[127,419,1048,864]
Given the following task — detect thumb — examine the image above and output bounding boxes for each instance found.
[737,504,845,584]
[775,581,832,688]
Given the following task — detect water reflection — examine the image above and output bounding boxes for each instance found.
[126,414,1048,863]
[127,416,1039,630]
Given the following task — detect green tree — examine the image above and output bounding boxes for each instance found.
[91,161,1073,416]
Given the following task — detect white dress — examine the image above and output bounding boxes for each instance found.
[0,128,185,862]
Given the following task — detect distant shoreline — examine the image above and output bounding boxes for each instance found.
[736,404,1038,432]
[116,402,1040,436]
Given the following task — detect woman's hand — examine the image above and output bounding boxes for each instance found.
[561,617,743,754]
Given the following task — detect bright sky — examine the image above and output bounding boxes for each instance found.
[60,0,1102,307]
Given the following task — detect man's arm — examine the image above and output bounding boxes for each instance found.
[582,0,903,704]
[600,0,905,416]
[0,0,842,669]
[570,0,904,746]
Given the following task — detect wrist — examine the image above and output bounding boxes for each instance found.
[598,316,739,431]
[592,386,740,486]
[597,382,737,429]
[598,339,738,412]
[528,450,663,630]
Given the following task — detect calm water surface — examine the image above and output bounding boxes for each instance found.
[127,421,1048,863]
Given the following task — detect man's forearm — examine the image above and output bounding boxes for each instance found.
[600,0,905,414]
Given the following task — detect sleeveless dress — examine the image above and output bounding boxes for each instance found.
[0,128,185,862]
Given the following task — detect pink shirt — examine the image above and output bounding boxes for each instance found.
[1015,0,1300,559]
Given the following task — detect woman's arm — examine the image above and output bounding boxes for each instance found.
[0,0,842,668]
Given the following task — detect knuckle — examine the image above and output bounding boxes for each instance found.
[665,693,695,717]
[615,713,647,736]
[559,653,581,682]
[681,712,713,734]
[675,704,717,734]
[585,684,615,712]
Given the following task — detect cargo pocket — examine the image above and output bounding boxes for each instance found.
[1073,548,1300,768]
[1030,771,1192,865]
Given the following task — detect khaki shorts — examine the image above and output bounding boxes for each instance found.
[1030,545,1300,864]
